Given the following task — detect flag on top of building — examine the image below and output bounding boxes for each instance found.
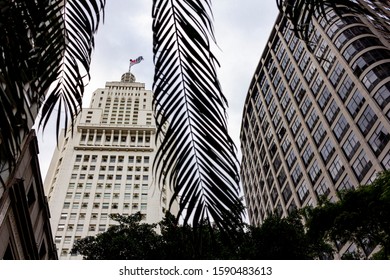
[130,56,144,66]
[129,56,143,73]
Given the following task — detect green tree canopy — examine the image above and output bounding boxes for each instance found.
[303,170,390,259]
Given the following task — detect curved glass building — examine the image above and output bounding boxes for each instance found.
[240,0,390,235]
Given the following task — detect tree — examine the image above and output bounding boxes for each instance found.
[240,213,331,259]
[72,212,240,260]
[0,0,105,183]
[303,170,390,259]
[158,212,243,259]
[71,213,162,260]
[72,212,326,260]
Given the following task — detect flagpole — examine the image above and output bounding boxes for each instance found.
[129,56,143,74]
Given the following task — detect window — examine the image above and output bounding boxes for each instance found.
[329,63,344,87]
[352,49,390,77]
[278,168,287,186]
[297,182,309,204]
[266,171,274,188]
[281,55,290,71]
[329,155,344,183]
[316,180,330,199]
[304,64,316,83]
[290,74,300,91]
[347,89,365,118]
[312,75,323,96]
[373,82,390,109]
[357,105,377,136]
[306,109,319,131]
[322,51,335,73]
[321,138,335,164]
[382,151,390,169]
[337,76,354,101]
[333,115,349,141]
[281,137,291,154]
[338,175,354,191]
[300,97,312,116]
[352,151,372,181]
[296,131,307,151]
[302,145,314,166]
[299,53,310,72]
[309,161,322,184]
[291,117,301,136]
[291,165,303,185]
[281,93,290,110]
[295,86,305,104]
[285,64,294,80]
[286,105,296,123]
[318,86,331,109]
[278,126,286,140]
[325,100,339,124]
[313,124,326,146]
[343,132,360,160]
[282,184,292,203]
[342,37,382,62]
[273,112,281,128]
[286,150,297,168]
[335,25,371,49]
[362,63,390,91]
[294,42,304,61]
[369,124,389,156]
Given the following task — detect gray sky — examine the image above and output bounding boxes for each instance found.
[36,1,280,180]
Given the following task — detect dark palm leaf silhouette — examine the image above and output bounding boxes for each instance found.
[152,0,244,229]
[0,0,105,179]
[276,0,375,42]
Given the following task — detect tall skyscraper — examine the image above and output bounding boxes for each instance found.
[44,72,175,259]
[240,1,390,253]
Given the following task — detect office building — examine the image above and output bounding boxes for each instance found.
[0,130,57,259]
[44,72,175,259]
[240,2,390,256]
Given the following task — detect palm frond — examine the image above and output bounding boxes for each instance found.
[0,0,105,179]
[277,0,375,42]
[152,0,243,230]
[38,0,105,139]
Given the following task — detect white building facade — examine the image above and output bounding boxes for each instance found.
[44,72,174,259]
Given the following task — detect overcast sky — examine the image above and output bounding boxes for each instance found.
[36,1,280,180]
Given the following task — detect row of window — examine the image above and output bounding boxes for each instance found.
[63,201,147,211]
[75,154,150,164]
[73,165,149,172]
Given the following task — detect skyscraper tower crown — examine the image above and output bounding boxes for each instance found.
[121,72,136,82]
